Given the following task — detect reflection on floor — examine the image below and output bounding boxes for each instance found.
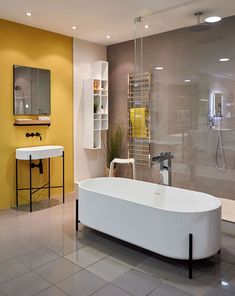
[220,198,235,223]
[15,198,60,212]
[0,193,234,296]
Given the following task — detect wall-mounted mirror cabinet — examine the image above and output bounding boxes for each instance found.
[13,65,51,115]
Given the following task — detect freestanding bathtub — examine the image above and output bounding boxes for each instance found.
[76,177,221,278]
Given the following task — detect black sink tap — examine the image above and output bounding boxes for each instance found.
[26,132,42,141]
[35,132,42,141]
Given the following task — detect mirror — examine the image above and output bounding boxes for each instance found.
[212,92,223,117]
[13,65,51,115]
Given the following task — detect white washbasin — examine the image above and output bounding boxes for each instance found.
[16,145,64,160]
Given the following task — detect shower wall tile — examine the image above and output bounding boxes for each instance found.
[107,15,235,203]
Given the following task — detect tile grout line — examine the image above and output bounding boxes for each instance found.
[89,282,134,296]
[16,247,61,270]
[0,270,32,286]
[33,260,84,286]
[31,283,71,296]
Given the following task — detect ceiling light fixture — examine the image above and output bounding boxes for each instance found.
[184,79,191,83]
[155,67,164,70]
[205,16,221,23]
[144,25,149,29]
[26,12,32,16]
[106,35,111,39]
[72,26,77,30]
[219,58,230,62]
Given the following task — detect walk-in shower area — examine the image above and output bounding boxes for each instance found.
[108,7,235,223]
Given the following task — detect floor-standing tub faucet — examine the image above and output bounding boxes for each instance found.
[152,152,174,186]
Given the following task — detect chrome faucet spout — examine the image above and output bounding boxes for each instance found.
[152,152,174,186]
[152,152,173,163]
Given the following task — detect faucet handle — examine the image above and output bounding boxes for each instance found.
[164,152,174,159]
[152,156,162,162]
[35,132,42,141]
[26,132,35,137]
[152,153,174,162]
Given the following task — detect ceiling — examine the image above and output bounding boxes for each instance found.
[0,0,235,45]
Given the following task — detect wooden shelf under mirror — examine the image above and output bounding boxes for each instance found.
[14,119,51,126]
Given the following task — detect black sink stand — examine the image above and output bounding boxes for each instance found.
[16,151,65,212]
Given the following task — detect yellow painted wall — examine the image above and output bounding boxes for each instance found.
[0,19,73,209]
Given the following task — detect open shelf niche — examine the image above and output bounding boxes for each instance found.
[84,61,108,149]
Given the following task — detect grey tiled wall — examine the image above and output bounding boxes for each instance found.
[107,16,235,201]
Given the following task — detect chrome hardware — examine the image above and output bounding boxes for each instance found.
[152,152,174,186]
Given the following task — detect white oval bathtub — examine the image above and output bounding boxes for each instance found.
[78,177,221,260]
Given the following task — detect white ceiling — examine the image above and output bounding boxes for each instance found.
[0,0,235,45]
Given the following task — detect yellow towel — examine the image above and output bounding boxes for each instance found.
[130,108,149,138]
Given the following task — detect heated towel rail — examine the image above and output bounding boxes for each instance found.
[128,72,151,167]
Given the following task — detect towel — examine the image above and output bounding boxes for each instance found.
[130,107,149,138]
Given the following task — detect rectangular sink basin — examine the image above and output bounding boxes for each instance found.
[16,145,64,160]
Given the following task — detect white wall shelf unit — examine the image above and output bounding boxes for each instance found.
[84,61,108,149]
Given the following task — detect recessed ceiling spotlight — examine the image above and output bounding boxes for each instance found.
[155,66,164,70]
[26,12,32,16]
[184,79,191,83]
[72,26,77,30]
[144,25,149,29]
[219,57,230,62]
[106,35,111,39]
[205,16,221,23]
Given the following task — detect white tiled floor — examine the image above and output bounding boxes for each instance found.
[0,193,234,296]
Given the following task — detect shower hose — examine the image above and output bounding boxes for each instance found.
[215,127,226,172]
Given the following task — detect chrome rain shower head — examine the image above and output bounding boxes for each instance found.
[187,12,211,32]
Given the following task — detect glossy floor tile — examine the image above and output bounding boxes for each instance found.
[207,286,235,296]
[0,271,51,296]
[195,258,232,282]
[34,286,68,296]
[92,284,132,296]
[0,258,30,284]
[56,269,107,296]
[136,256,180,280]
[167,269,219,296]
[88,235,123,255]
[46,236,85,256]
[148,282,193,296]
[17,247,60,269]
[0,193,233,296]
[64,245,107,268]
[86,257,130,282]
[112,268,162,296]
[34,257,82,284]
[110,246,148,267]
